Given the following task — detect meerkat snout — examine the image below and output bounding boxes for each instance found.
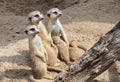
[47,8,62,18]
[28,11,44,23]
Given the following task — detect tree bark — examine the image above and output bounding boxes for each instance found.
[54,21,120,82]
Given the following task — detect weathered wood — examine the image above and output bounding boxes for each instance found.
[54,21,120,82]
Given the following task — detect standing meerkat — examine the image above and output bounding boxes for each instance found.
[25,25,48,80]
[28,11,59,67]
[25,25,61,82]
[52,36,70,65]
[69,40,85,61]
[46,8,69,46]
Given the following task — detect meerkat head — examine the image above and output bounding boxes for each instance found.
[25,25,39,36]
[28,11,44,24]
[47,8,62,20]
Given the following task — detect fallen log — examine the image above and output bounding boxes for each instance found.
[54,21,120,82]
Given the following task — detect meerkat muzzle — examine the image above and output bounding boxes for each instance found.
[40,17,44,20]
[34,31,39,34]
[58,14,62,17]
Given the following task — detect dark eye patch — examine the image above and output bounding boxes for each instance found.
[53,12,57,14]
[34,15,39,18]
[30,28,35,31]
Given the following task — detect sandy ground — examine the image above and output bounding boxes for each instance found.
[0,0,120,82]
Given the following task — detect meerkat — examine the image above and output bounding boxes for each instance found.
[69,40,85,61]
[52,36,70,65]
[25,25,48,80]
[25,25,62,82]
[28,11,59,67]
[46,8,69,46]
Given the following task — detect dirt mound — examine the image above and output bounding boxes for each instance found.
[0,0,120,82]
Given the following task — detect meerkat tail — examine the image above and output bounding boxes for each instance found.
[29,74,41,82]
[43,76,53,80]
[77,45,87,51]
[47,66,62,73]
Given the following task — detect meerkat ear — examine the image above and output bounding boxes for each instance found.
[47,14,50,17]
[25,30,28,34]
[28,17,32,21]
[55,5,58,8]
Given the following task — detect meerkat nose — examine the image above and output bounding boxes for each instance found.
[58,14,62,17]
[36,31,39,34]
[40,17,44,20]
[59,13,62,15]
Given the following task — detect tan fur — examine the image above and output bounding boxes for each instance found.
[47,66,62,72]
[77,40,87,51]
[46,8,69,46]
[37,21,59,66]
[69,40,85,61]
[28,11,60,67]
[25,25,47,81]
[53,36,70,65]
[43,42,59,66]
[29,74,53,82]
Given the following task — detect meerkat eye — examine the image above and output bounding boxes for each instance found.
[34,15,39,18]
[30,28,35,31]
[28,17,32,21]
[53,12,58,14]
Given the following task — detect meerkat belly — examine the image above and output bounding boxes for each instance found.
[32,36,45,54]
[32,56,47,79]
[51,25,61,36]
